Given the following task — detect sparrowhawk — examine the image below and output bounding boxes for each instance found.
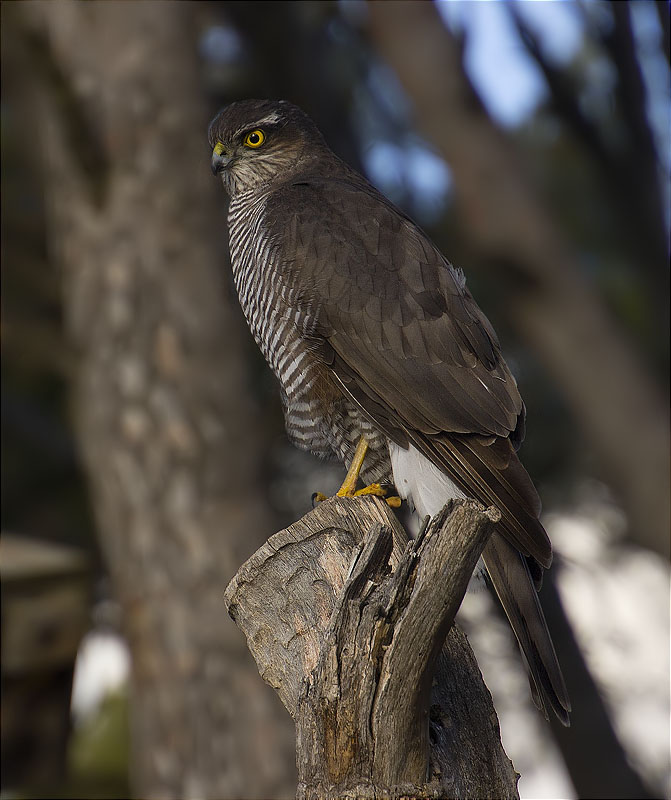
[209,99,570,726]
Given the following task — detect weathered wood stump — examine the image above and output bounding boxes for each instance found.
[225,496,519,799]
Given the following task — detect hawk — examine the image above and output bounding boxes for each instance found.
[209,99,570,725]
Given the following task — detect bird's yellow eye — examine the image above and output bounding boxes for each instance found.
[243,129,265,148]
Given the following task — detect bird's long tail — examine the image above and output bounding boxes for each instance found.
[388,439,571,725]
[481,532,571,726]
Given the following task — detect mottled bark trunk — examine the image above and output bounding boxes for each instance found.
[24,2,295,797]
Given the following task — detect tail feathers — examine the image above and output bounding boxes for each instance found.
[424,434,553,569]
[387,440,570,725]
[482,532,571,727]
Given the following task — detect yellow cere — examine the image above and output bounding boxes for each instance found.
[213,141,226,156]
[243,129,265,148]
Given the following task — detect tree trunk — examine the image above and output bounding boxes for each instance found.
[226,496,519,800]
[23,1,295,796]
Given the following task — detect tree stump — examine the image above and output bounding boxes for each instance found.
[225,496,519,799]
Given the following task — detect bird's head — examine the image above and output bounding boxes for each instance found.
[208,99,329,196]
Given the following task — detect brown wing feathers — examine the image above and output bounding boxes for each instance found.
[271,177,548,559]
[269,173,570,724]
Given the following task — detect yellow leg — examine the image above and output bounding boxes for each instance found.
[332,436,402,508]
[337,436,369,497]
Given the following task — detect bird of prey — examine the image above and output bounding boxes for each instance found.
[209,99,570,726]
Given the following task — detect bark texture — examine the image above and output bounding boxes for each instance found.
[225,496,519,800]
[23,2,295,797]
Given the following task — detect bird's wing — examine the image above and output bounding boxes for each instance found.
[263,176,550,566]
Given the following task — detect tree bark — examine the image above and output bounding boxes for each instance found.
[225,496,519,800]
[22,2,295,797]
[367,0,669,559]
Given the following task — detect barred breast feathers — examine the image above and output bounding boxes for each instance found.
[227,190,391,482]
[228,192,340,459]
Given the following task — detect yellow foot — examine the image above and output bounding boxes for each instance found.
[353,482,386,498]
[354,483,400,507]
[314,436,402,508]
[355,483,402,508]
[314,486,401,508]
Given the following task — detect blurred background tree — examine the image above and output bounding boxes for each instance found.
[1,1,668,799]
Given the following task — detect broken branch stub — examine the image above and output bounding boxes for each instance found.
[224,496,519,799]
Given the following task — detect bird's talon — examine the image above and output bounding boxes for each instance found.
[354,484,402,508]
[312,491,328,507]
[353,482,386,498]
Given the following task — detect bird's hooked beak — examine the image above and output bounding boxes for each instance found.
[211,141,232,175]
